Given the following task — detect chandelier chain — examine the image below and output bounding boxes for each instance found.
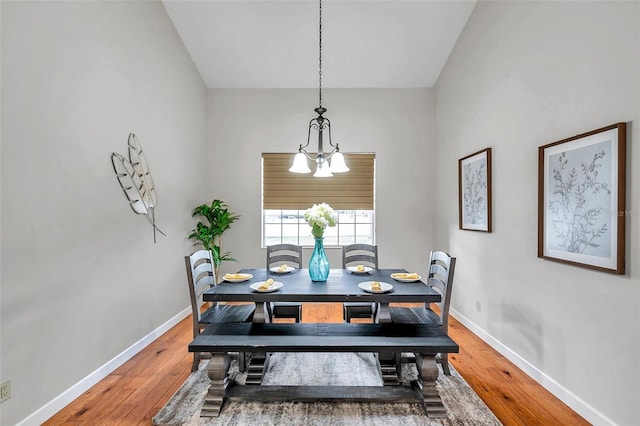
[318,0,322,108]
[290,0,348,175]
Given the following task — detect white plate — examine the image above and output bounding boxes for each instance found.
[347,266,373,274]
[390,273,422,283]
[223,273,253,283]
[358,281,393,293]
[250,281,284,293]
[269,266,296,274]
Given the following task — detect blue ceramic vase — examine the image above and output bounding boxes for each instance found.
[309,237,330,282]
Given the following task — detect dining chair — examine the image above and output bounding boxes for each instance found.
[342,244,379,323]
[389,250,456,375]
[185,249,255,372]
[266,244,303,322]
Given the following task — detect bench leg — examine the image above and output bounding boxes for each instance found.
[416,354,446,418]
[201,353,229,417]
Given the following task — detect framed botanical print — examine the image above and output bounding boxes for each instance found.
[538,122,626,274]
[459,148,492,232]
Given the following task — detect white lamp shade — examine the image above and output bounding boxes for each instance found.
[289,152,311,173]
[313,161,333,177]
[329,152,349,173]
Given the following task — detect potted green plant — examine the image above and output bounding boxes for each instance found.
[188,199,240,280]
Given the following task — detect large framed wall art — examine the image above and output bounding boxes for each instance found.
[538,122,626,274]
[458,148,492,232]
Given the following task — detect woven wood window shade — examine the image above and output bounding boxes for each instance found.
[263,153,375,210]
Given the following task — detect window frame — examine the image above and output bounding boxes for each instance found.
[261,153,376,248]
[262,209,375,248]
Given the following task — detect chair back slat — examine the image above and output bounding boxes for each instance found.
[267,244,303,269]
[430,250,451,266]
[193,263,215,289]
[427,276,446,298]
[426,250,456,331]
[342,244,378,269]
[429,264,448,286]
[185,250,217,332]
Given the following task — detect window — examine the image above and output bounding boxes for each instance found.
[262,153,375,246]
[264,209,374,246]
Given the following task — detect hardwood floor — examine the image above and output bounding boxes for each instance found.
[44,303,589,425]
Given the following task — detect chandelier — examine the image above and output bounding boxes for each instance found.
[289,0,349,178]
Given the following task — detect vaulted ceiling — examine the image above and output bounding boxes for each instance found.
[162,0,476,89]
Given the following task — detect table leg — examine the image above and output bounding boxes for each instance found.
[376,302,391,324]
[252,302,269,323]
[375,303,401,385]
[416,354,446,418]
[246,302,269,384]
[201,352,229,417]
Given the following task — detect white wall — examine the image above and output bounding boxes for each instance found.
[6,0,633,424]
[0,2,207,424]
[434,1,639,424]
[207,88,434,276]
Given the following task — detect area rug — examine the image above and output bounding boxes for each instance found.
[153,352,502,425]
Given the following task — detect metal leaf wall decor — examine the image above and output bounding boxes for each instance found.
[111,133,166,242]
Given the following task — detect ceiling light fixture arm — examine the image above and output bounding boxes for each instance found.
[297,106,340,164]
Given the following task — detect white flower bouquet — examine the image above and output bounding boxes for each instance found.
[304,203,338,238]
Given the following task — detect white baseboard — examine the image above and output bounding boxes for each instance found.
[17,306,613,425]
[449,307,613,426]
[18,307,191,426]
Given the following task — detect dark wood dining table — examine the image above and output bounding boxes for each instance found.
[203,267,443,323]
[195,267,458,418]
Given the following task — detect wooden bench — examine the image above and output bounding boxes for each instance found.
[189,322,458,418]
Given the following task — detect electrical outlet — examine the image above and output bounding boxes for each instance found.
[0,380,11,403]
[476,301,482,312]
